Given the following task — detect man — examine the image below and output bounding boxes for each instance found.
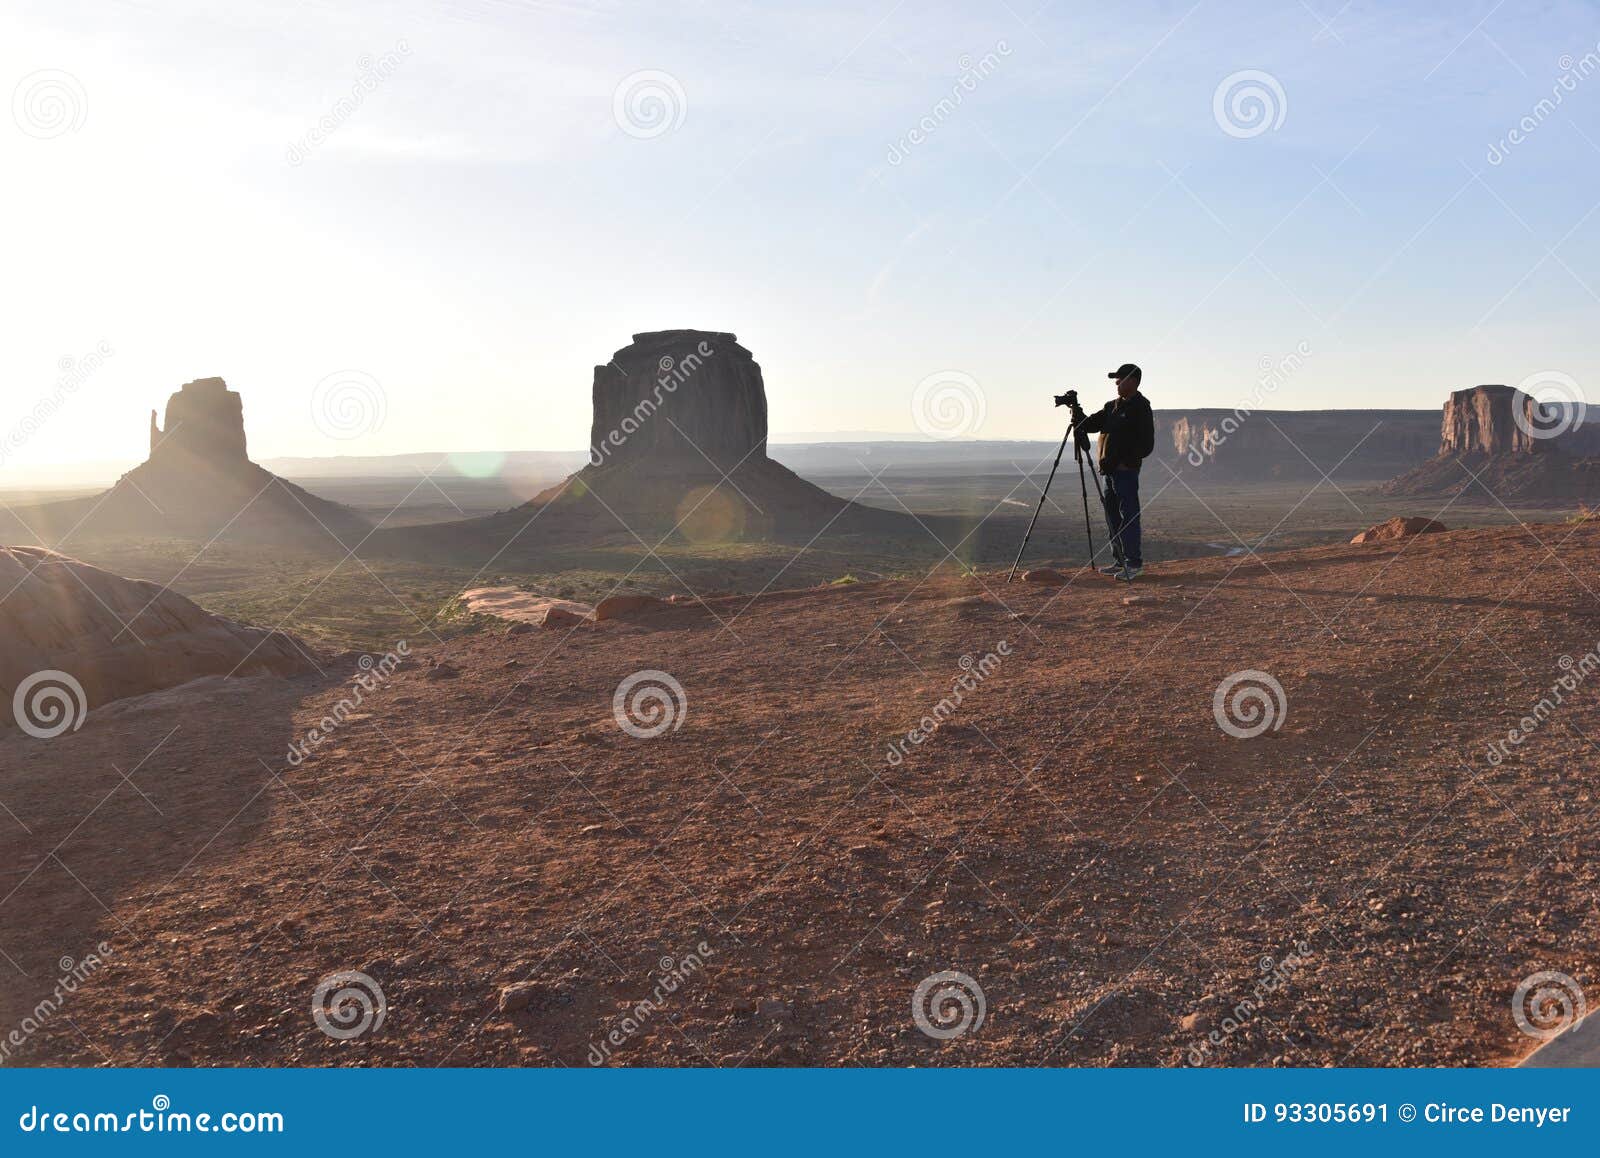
[1075,362,1155,580]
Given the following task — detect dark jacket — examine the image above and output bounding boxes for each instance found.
[1078,391,1155,474]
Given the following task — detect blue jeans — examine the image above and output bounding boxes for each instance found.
[1103,467,1142,568]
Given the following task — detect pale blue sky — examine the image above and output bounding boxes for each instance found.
[3,0,1597,469]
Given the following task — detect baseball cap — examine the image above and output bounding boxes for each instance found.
[1107,363,1142,385]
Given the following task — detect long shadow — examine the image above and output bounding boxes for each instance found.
[0,675,315,1060]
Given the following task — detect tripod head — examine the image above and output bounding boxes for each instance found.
[1054,388,1089,439]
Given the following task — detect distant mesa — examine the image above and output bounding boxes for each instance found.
[1383,384,1600,500]
[387,330,916,560]
[1,377,368,548]
[1161,408,1437,482]
[0,544,316,729]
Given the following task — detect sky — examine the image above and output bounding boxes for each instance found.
[2,0,1598,473]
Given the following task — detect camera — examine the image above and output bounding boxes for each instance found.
[1053,388,1080,409]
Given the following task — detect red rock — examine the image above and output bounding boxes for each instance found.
[1,545,316,729]
[541,605,590,628]
[1350,516,1448,544]
[1440,384,1536,456]
[593,593,668,621]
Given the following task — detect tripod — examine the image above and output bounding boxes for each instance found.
[1007,410,1107,581]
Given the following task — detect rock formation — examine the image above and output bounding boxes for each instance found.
[150,377,251,466]
[1439,385,1536,456]
[567,331,925,538]
[1350,516,1448,544]
[1,545,316,729]
[590,331,767,466]
[388,330,916,562]
[1384,385,1600,500]
[0,378,368,548]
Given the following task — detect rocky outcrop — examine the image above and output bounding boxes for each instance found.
[593,593,669,620]
[459,586,594,627]
[1384,385,1600,501]
[0,378,368,548]
[1351,516,1448,544]
[1439,385,1534,456]
[590,331,766,466]
[1432,383,1600,457]
[1,545,316,730]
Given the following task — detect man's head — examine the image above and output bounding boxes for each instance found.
[1108,362,1142,399]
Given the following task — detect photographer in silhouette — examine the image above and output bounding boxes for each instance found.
[1074,363,1155,580]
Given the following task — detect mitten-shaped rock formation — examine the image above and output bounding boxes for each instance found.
[1,545,316,729]
[150,377,251,467]
[1,378,368,548]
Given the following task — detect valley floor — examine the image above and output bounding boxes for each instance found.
[2,519,1598,1066]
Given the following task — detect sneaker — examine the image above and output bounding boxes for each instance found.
[1098,562,1124,575]
[1116,565,1143,581]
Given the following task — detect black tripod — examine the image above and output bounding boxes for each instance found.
[1007,409,1107,581]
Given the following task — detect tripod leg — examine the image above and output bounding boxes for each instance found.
[1008,422,1073,581]
[1075,450,1096,565]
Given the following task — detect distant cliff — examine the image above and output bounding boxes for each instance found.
[1155,408,1438,482]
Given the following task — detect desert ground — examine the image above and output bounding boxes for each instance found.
[2,510,1597,1066]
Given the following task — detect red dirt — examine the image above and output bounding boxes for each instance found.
[3,521,1599,1067]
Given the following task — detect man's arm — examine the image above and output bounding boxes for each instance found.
[1077,401,1112,434]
